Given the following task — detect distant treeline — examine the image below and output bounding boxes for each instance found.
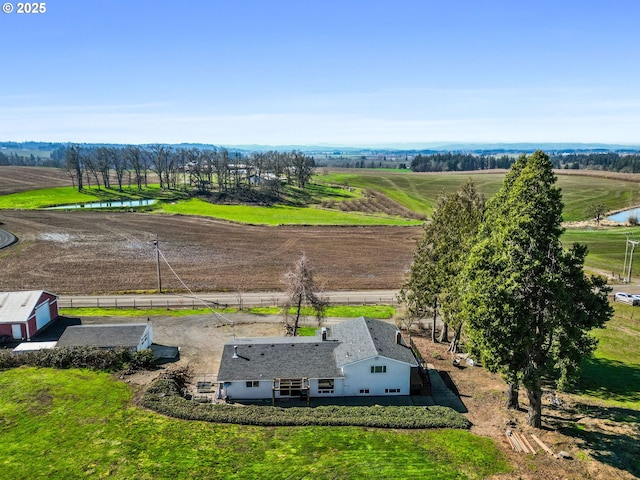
[4,142,640,174]
[409,152,640,173]
[410,153,514,172]
[552,153,640,172]
[0,150,62,167]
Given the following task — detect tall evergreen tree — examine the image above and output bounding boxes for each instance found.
[399,180,484,349]
[462,151,612,427]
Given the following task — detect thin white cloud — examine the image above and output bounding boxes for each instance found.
[2,86,640,145]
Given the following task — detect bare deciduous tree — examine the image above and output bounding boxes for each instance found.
[64,145,82,191]
[282,253,328,336]
[124,145,145,190]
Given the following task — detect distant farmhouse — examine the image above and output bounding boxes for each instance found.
[217,317,429,402]
[0,290,59,341]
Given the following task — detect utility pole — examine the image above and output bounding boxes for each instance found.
[623,235,630,280]
[154,235,162,293]
[625,239,639,283]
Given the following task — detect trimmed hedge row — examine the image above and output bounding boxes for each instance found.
[142,378,471,429]
[0,346,148,371]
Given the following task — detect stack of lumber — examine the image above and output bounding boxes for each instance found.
[531,434,557,457]
[505,430,538,455]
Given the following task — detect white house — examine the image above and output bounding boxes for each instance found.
[216,317,427,401]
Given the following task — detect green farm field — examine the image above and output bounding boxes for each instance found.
[319,169,640,221]
[0,368,510,480]
[562,227,640,276]
[2,167,640,224]
[160,198,421,226]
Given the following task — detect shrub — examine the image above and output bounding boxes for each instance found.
[141,377,470,429]
[132,349,155,369]
[0,347,133,371]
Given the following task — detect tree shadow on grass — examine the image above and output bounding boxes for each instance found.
[543,357,640,477]
[552,412,640,478]
[572,357,640,407]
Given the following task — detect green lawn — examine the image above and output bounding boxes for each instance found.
[573,304,640,409]
[246,304,396,319]
[0,368,511,479]
[160,198,421,226]
[59,304,396,320]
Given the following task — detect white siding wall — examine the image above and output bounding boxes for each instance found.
[137,324,153,350]
[341,357,412,396]
[221,357,413,400]
[223,380,272,400]
[309,377,345,397]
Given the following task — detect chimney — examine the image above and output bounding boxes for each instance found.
[321,327,327,341]
[395,331,402,345]
[232,345,238,359]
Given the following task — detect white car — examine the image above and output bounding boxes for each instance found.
[614,292,640,306]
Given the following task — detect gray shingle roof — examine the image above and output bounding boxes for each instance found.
[57,324,149,348]
[331,317,416,367]
[217,340,342,382]
[217,317,416,382]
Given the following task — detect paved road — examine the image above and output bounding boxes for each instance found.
[58,290,401,309]
[0,227,17,250]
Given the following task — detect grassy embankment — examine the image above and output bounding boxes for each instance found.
[0,368,510,479]
[59,304,395,319]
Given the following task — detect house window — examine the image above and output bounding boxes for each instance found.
[318,379,334,393]
[370,365,387,373]
[385,388,400,393]
[246,381,259,388]
[359,389,370,394]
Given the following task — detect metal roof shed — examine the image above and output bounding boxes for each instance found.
[0,290,59,341]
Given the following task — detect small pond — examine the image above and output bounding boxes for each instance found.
[606,207,640,223]
[46,199,157,210]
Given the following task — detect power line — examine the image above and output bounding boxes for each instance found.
[156,246,237,336]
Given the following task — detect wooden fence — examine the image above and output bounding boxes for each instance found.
[58,295,398,310]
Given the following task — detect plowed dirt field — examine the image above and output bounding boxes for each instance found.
[0,166,421,294]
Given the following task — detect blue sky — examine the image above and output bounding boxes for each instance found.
[1,0,639,146]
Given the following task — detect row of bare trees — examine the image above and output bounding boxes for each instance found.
[64,145,316,195]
